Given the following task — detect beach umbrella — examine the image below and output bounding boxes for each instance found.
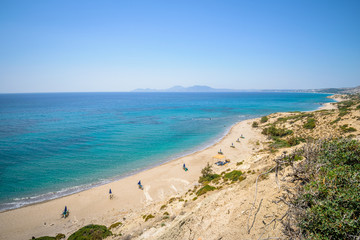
[109,189,112,194]
[64,206,67,212]
[138,180,141,185]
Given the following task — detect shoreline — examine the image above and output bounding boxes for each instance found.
[0,119,262,240]
[0,95,338,240]
[0,121,235,214]
[0,115,239,213]
[0,93,334,213]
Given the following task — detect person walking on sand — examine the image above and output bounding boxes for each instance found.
[109,188,113,199]
[62,206,69,218]
[138,180,143,190]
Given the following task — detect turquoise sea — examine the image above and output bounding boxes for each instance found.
[0,92,333,211]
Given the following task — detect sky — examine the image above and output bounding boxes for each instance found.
[0,0,359,93]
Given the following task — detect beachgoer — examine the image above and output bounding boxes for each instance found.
[138,180,143,189]
[62,206,69,218]
[109,189,113,199]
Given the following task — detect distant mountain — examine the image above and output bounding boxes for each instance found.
[288,86,360,94]
[313,86,360,94]
[132,85,240,92]
[132,85,360,94]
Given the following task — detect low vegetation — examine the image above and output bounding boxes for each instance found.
[32,234,65,240]
[303,118,316,129]
[340,124,357,133]
[196,184,216,196]
[330,117,341,125]
[198,163,220,184]
[260,116,268,123]
[252,121,259,128]
[223,170,245,182]
[68,225,112,240]
[143,214,155,222]
[282,139,360,239]
[337,100,356,116]
[275,113,314,124]
[270,137,290,149]
[261,125,293,137]
[286,136,305,146]
[109,222,122,230]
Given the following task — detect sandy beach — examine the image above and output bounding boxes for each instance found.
[0,114,266,239]
[0,95,351,240]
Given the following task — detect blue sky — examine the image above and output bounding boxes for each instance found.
[0,0,359,93]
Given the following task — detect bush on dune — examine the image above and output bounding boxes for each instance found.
[260,116,268,123]
[68,224,112,240]
[283,139,360,239]
[303,118,316,129]
[223,170,245,182]
[196,184,216,196]
[261,125,293,137]
[199,163,220,184]
[32,234,65,240]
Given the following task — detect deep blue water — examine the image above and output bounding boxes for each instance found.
[0,92,332,211]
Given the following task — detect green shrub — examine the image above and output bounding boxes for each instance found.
[286,136,305,146]
[276,117,287,122]
[337,100,355,109]
[289,139,360,239]
[337,100,355,117]
[55,234,65,240]
[199,163,220,183]
[109,222,122,230]
[303,118,316,129]
[340,124,357,133]
[199,173,220,184]
[338,109,349,117]
[270,137,290,148]
[196,185,216,196]
[68,225,112,240]
[223,170,245,182]
[33,237,56,240]
[201,162,213,176]
[144,214,155,222]
[160,204,167,210]
[261,125,293,137]
[275,113,314,124]
[236,161,243,166]
[252,121,259,128]
[330,117,341,125]
[260,116,268,123]
[32,234,65,240]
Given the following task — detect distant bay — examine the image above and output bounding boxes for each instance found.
[0,92,333,211]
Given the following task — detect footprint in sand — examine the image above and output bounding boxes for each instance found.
[143,185,153,202]
[171,184,178,193]
[158,189,165,200]
[168,178,190,185]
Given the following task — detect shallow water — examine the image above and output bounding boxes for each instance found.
[0,92,332,211]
